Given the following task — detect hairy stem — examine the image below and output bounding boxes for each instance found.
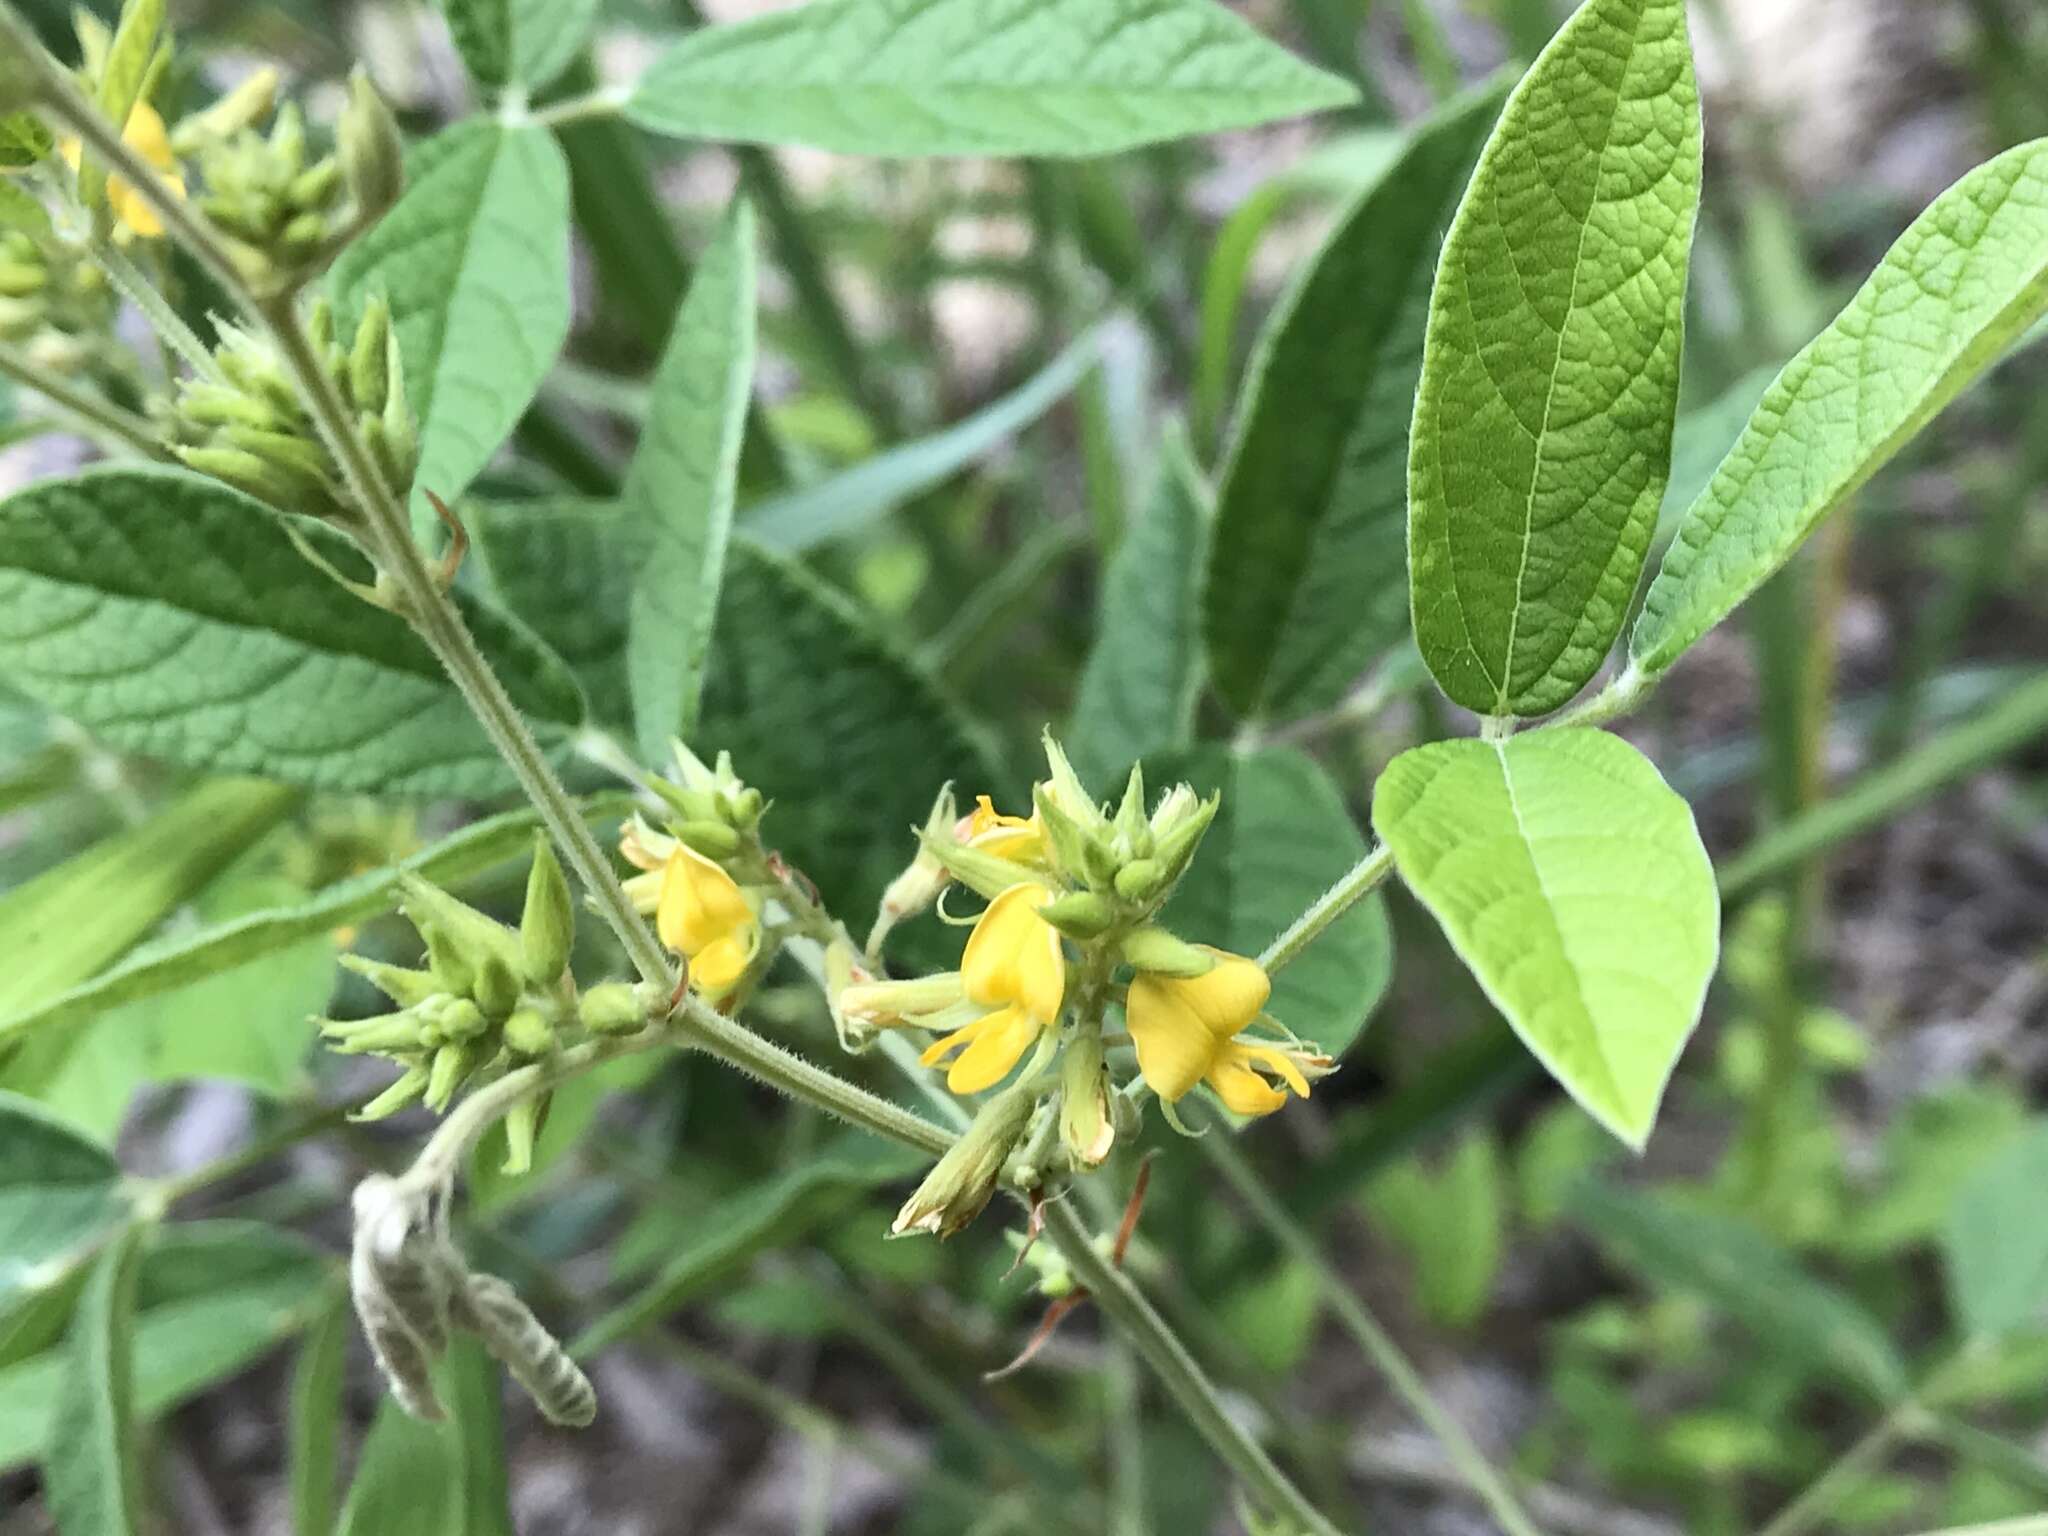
[88,236,226,383]
[0,339,167,458]
[1259,842,1395,974]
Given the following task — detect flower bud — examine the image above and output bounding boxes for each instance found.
[422,994,489,1043]
[501,1005,555,1057]
[337,67,404,223]
[1112,764,1152,852]
[578,981,652,1036]
[1148,790,1219,885]
[349,293,391,411]
[424,1039,478,1111]
[400,874,525,994]
[354,1062,430,1120]
[1120,926,1218,979]
[1112,858,1163,903]
[340,954,443,1008]
[916,830,1034,903]
[1059,1033,1115,1169]
[674,820,741,859]
[1036,889,1116,941]
[498,1095,544,1175]
[519,835,575,986]
[892,1083,1035,1239]
[1039,732,1106,834]
[319,1008,431,1054]
[471,954,520,1020]
[170,67,279,153]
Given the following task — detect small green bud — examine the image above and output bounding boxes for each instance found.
[578,981,650,1036]
[0,294,42,341]
[499,1095,543,1175]
[424,1040,477,1112]
[1036,890,1116,941]
[674,820,741,859]
[423,995,489,1043]
[728,785,765,828]
[472,954,520,1020]
[268,102,307,176]
[338,66,404,222]
[1113,764,1150,851]
[288,157,342,212]
[221,422,334,482]
[320,1010,430,1054]
[349,295,391,413]
[400,875,524,994]
[892,1083,1036,1239]
[0,262,45,298]
[354,1063,429,1121]
[1038,732,1107,834]
[519,835,575,987]
[916,830,1035,904]
[501,1006,556,1057]
[1059,1033,1114,1169]
[1113,859,1163,903]
[279,209,327,254]
[647,779,722,823]
[1119,927,1217,979]
[339,955,443,1008]
[175,444,321,511]
[170,67,279,153]
[1149,791,1219,884]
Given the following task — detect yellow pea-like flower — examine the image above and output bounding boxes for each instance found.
[1125,949,1321,1116]
[921,882,1066,1094]
[655,844,759,998]
[964,794,1045,864]
[62,101,186,239]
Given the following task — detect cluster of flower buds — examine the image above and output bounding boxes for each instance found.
[192,68,402,284]
[169,291,416,520]
[845,735,1335,1238]
[0,225,118,372]
[321,839,661,1172]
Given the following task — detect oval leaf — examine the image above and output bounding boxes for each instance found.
[0,468,583,795]
[43,1224,144,1536]
[1151,746,1393,1059]
[1945,1119,2048,1340]
[1372,729,1718,1148]
[1408,0,1702,718]
[1206,76,1507,722]
[0,1095,125,1306]
[330,121,572,526]
[443,0,599,91]
[626,0,1357,158]
[627,199,758,759]
[1631,137,2048,676]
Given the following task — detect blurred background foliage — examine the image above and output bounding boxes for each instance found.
[3,0,2048,1532]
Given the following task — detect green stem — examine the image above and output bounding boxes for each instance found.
[1259,844,1395,974]
[526,86,628,128]
[88,236,225,383]
[0,339,167,458]
[1196,1119,1546,1536]
[1038,1198,1342,1536]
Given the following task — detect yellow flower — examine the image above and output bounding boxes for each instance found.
[921,882,1066,1094]
[963,794,1045,864]
[61,101,186,239]
[1125,949,1325,1116]
[654,844,759,998]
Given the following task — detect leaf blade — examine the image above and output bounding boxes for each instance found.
[1408,0,1702,718]
[43,1224,144,1536]
[627,199,758,758]
[1372,729,1718,1148]
[1632,138,2048,675]
[1205,77,1508,722]
[626,0,1357,159]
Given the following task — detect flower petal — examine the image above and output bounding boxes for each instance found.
[1173,951,1272,1037]
[657,845,753,957]
[960,882,1065,1020]
[944,1004,1042,1095]
[1126,975,1218,1102]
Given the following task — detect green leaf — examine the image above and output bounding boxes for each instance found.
[1363,1130,1504,1331]
[474,499,634,731]
[1631,138,2048,676]
[1573,1183,1907,1397]
[0,112,53,170]
[0,1221,332,1472]
[699,540,1005,924]
[1150,746,1392,1059]
[1945,1120,2048,1339]
[1372,729,1717,1148]
[339,1341,514,1536]
[0,1095,125,1307]
[0,777,297,1027]
[1408,0,1702,718]
[0,468,583,795]
[0,795,630,1051]
[1067,425,1208,790]
[288,1294,348,1536]
[626,0,1357,158]
[443,0,598,90]
[43,1224,143,1536]
[744,329,1100,552]
[627,199,758,759]
[1205,79,1507,723]
[330,121,573,526]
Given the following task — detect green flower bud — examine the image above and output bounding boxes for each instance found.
[0,261,44,298]
[1059,1033,1114,1169]
[349,295,391,416]
[319,1009,430,1054]
[728,785,765,828]
[499,1095,544,1175]
[471,954,520,1020]
[519,835,575,987]
[338,954,443,1008]
[501,1006,555,1057]
[423,994,489,1043]
[1119,927,1217,979]
[279,210,327,254]
[1036,889,1117,941]
[647,780,722,823]
[1113,764,1151,851]
[170,67,279,153]
[424,1040,477,1112]
[400,874,524,995]
[1112,859,1163,903]
[174,444,318,511]
[674,820,741,859]
[354,1063,430,1121]
[916,830,1035,904]
[1148,790,1219,885]
[288,157,342,212]
[892,1082,1035,1239]
[579,981,651,1036]
[338,67,404,223]
[1038,732,1107,835]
